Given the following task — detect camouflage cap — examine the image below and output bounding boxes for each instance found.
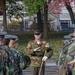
[70,38,75,41]
[0,31,7,35]
[0,31,7,38]
[68,33,73,37]
[64,32,75,39]
[64,35,71,39]
[4,34,18,41]
[68,32,75,38]
[34,30,41,35]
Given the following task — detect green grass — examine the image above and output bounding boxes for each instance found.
[18,34,34,49]
[17,32,71,58]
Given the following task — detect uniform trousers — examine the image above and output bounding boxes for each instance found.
[30,64,45,75]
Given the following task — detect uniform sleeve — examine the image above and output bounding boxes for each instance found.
[43,42,53,58]
[25,41,34,54]
[44,47,53,58]
[26,41,32,49]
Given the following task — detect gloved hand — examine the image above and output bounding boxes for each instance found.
[42,56,48,61]
[45,43,49,47]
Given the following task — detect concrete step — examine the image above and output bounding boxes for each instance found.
[22,58,58,75]
[22,64,58,75]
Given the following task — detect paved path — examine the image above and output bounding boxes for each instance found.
[22,58,58,75]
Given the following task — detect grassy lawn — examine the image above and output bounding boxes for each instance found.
[17,32,71,58]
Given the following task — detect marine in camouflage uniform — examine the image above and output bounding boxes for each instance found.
[57,44,69,75]
[65,41,75,75]
[63,32,75,75]
[57,36,72,75]
[0,31,7,75]
[57,32,75,75]
[3,34,18,75]
[4,34,28,75]
[25,30,53,75]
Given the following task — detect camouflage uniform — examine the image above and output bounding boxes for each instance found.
[3,46,15,75]
[4,34,28,75]
[4,34,19,75]
[0,31,7,75]
[25,40,53,75]
[57,45,68,75]
[66,41,75,75]
[58,41,75,75]
[57,37,75,75]
[58,32,75,75]
[9,47,27,75]
[9,47,19,75]
[0,45,9,75]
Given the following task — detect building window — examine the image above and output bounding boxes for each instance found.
[60,20,70,31]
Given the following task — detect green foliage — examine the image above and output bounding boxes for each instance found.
[24,0,46,15]
[7,1,24,19]
[0,0,24,18]
[18,34,34,50]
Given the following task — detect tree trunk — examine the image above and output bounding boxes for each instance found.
[3,0,7,31]
[37,9,43,32]
[43,3,48,39]
[65,2,75,24]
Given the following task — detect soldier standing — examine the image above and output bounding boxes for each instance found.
[0,31,7,75]
[4,34,20,75]
[57,31,75,75]
[4,34,28,75]
[25,30,53,75]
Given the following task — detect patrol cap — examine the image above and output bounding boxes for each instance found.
[64,32,75,39]
[64,35,71,39]
[4,34,18,41]
[68,33,73,37]
[34,30,41,35]
[68,32,75,38]
[70,38,75,41]
[0,31,7,38]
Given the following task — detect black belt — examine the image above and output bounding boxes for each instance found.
[31,55,43,57]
